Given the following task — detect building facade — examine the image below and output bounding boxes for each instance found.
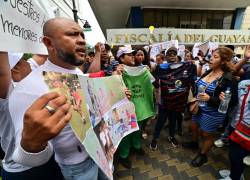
[126,6,250,30]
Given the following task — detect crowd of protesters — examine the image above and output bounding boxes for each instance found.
[0,17,250,180]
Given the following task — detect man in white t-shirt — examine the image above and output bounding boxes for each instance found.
[0,52,65,180]
[8,17,99,179]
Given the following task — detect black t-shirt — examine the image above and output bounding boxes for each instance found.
[154,62,197,112]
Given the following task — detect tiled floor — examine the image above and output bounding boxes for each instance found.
[114,119,250,180]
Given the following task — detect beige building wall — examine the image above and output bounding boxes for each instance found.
[241,6,250,30]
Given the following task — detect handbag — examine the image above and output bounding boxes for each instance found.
[229,85,250,151]
[187,89,199,115]
[187,83,209,115]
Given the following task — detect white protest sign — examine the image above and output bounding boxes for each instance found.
[178,44,185,61]
[163,40,178,51]
[206,42,219,61]
[208,42,219,52]
[192,42,219,60]
[192,43,201,58]
[150,45,161,60]
[197,41,210,56]
[0,0,51,54]
[150,40,178,59]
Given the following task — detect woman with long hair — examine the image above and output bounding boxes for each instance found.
[133,47,156,72]
[183,47,238,167]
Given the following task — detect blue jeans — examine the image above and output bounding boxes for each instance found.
[60,158,98,180]
[98,168,110,180]
[153,105,181,139]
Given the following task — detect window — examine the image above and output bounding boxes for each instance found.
[143,10,155,27]
[143,9,234,29]
[180,12,190,28]
[191,12,202,28]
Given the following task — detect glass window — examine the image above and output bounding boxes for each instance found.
[167,10,179,28]
[201,12,207,28]
[191,12,201,28]
[212,12,224,29]
[180,12,190,28]
[155,10,163,27]
[143,10,155,27]
[142,9,233,29]
[223,14,233,29]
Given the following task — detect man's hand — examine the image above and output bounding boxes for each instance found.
[124,88,132,100]
[113,64,124,75]
[21,92,72,153]
[95,42,103,54]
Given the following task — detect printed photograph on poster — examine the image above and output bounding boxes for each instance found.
[43,71,91,142]
[93,119,116,162]
[43,72,139,180]
[83,129,113,179]
[79,75,127,127]
[103,100,138,147]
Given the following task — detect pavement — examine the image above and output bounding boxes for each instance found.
[0,119,249,180]
[114,119,250,180]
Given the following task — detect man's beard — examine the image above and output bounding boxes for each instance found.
[56,48,85,66]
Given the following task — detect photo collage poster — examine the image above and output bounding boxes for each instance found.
[43,72,139,179]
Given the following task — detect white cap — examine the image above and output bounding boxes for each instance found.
[8,53,24,69]
[116,47,134,59]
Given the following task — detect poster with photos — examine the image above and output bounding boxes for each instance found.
[43,72,139,180]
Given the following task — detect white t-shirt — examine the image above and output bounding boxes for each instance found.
[0,82,29,172]
[9,60,89,168]
[27,58,40,71]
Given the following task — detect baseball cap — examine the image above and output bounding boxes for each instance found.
[8,53,24,69]
[116,47,134,59]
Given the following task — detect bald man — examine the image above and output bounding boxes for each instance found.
[8,18,98,180]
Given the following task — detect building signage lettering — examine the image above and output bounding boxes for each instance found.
[107,28,250,45]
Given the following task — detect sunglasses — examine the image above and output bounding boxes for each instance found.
[167,50,177,56]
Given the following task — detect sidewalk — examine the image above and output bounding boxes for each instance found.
[114,120,249,180]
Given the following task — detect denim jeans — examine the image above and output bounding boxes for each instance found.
[60,158,98,180]
[153,105,181,139]
[98,168,110,180]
